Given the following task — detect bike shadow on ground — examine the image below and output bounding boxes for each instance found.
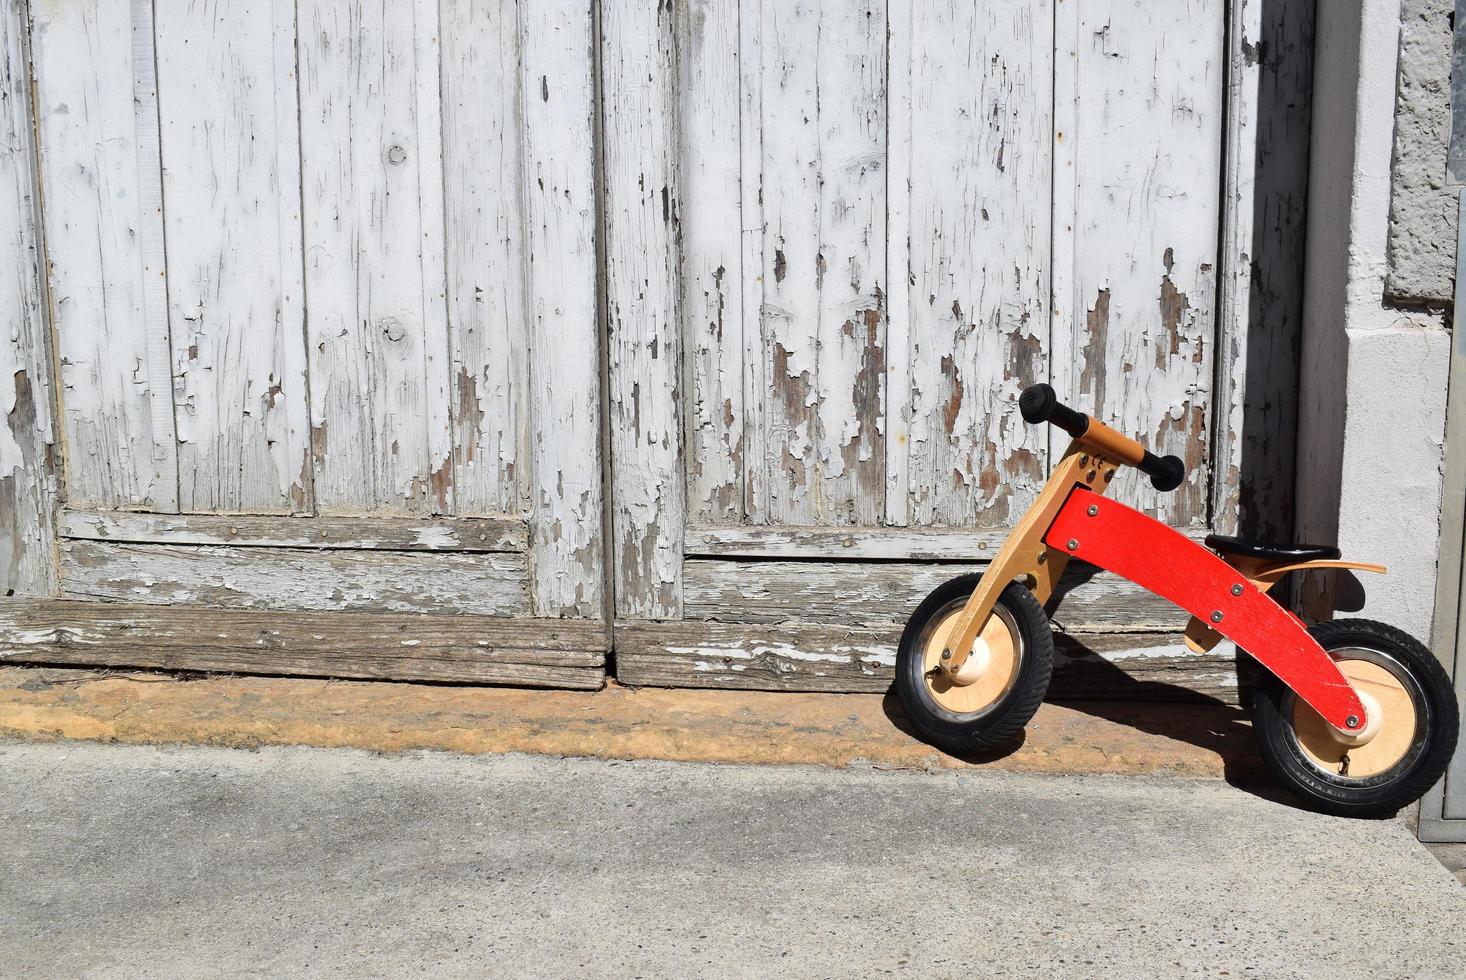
[880,665,1308,811]
[880,620,1347,812]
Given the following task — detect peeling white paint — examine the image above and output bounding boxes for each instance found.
[523,1,604,617]
[2,0,58,598]
[62,541,527,617]
[28,0,178,510]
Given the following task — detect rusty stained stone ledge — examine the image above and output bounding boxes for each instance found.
[0,666,1265,780]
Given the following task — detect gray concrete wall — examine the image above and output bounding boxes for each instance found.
[1386,0,1456,303]
[1297,0,1451,637]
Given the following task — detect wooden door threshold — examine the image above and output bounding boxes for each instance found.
[0,599,607,690]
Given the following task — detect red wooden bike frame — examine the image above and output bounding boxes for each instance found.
[1044,486,1366,731]
[938,431,1372,739]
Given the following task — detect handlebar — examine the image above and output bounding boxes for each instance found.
[1019,384,1186,493]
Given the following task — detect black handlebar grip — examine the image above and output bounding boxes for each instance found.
[1141,451,1186,493]
[1018,383,1089,438]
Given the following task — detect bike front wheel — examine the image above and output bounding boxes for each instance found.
[1252,618,1459,818]
[894,573,1053,755]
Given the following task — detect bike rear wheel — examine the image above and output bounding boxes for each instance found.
[1252,619,1459,818]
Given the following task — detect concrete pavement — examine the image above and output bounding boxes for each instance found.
[2,740,1462,978]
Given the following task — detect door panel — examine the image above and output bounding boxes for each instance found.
[28,0,178,512]
[607,0,1259,699]
[1055,0,1224,528]
[299,0,455,515]
[903,0,1054,528]
[756,0,888,527]
[669,0,1222,534]
[28,0,604,623]
[155,0,311,513]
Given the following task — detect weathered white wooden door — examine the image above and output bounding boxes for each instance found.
[607,0,1311,695]
[7,0,608,687]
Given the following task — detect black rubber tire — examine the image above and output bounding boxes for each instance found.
[895,573,1053,755]
[1252,618,1459,819]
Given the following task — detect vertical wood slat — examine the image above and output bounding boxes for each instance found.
[602,1,684,618]
[681,0,745,525]
[522,0,604,617]
[904,0,1053,528]
[298,0,453,515]
[1049,0,1079,445]
[756,0,818,525]
[757,0,887,527]
[153,0,311,514]
[882,0,913,529]
[1,0,59,596]
[441,0,529,517]
[27,0,178,512]
[1212,0,1314,539]
[811,0,886,527]
[738,0,768,524]
[1054,0,1225,527]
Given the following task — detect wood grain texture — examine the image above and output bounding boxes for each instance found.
[882,0,913,528]
[755,0,887,526]
[521,0,601,616]
[1053,0,1225,527]
[682,558,1188,631]
[154,0,312,513]
[59,510,527,553]
[521,0,603,617]
[680,0,745,524]
[1212,0,1312,539]
[28,0,178,510]
[903,0,1052,528]
[0,599,605,689]
[602,0,684,618]
[685,519,1212,560]
[1,0,58,597]
[298,0,454,515]
[685,524,1010,561]
[60,541,528,617]
[737,4,768,523]
[440,0,529,517]
[615,620,1241,703]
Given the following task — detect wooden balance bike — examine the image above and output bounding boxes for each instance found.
[896,384,1459,817]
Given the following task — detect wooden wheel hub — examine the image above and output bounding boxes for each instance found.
[923,607,1020,715]
[1291,659,1418,780]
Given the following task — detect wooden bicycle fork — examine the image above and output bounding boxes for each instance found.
[937,441,1382,737]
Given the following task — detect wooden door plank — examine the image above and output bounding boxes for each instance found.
[883,0,913,528]
[680,0,746,524]
[685,524,1008,560]
[0,599,606,688]
[681,558,1190,632]
[298,0,454,515]
[60,540,529,617]
[59,510,527,553]
[440,0,529,517]
[811,0,886,526]
[905,0,1053,527]
[520,0,603,618]
[27,0,178,511]
[615,620,1242,703]
[602,1,684,618]
[1056,0,1225,527]
[154,0,312,513]
[1,0,59,597]
[757,0,822,524]
[684,522,1211,560]
[738,5,768,522]
[756,0,887,526]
